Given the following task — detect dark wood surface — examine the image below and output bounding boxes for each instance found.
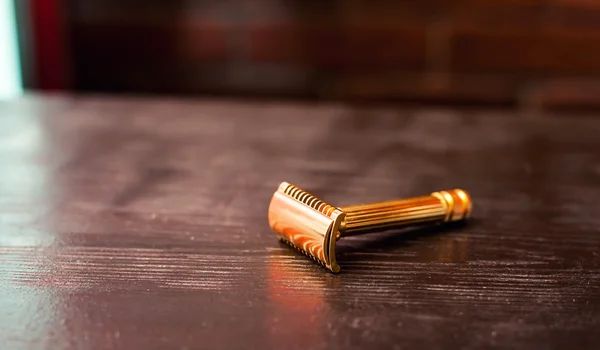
[1,95,599,349]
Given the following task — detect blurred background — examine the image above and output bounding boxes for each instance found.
[5,0,600,111]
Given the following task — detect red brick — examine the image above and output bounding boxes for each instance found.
[247,21,428,71]
[450,1,600,30]
[530,78,600,109]
[446,0,600,74]
[451,28,600,74]
[71,19,230,62]
[553,0,600,8]
[323,72,517,104]
[176,20,230,61]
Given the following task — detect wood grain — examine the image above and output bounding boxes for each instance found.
[0,95,599,349]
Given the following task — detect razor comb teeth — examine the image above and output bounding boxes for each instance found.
[282,183,336,217]
[280,237,328,269]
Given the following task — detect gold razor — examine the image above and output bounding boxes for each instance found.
[268,182,472,272]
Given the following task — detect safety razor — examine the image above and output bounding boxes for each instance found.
[268,182,472,272]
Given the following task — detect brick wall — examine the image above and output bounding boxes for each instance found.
[63,0,600,109]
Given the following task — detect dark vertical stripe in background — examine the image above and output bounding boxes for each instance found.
[29,0,69,90]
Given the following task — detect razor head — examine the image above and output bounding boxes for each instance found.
[268,182,345,273]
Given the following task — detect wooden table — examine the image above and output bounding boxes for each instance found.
[1,95,599,349]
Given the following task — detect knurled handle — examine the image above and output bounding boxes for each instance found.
[340,189,471,236]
